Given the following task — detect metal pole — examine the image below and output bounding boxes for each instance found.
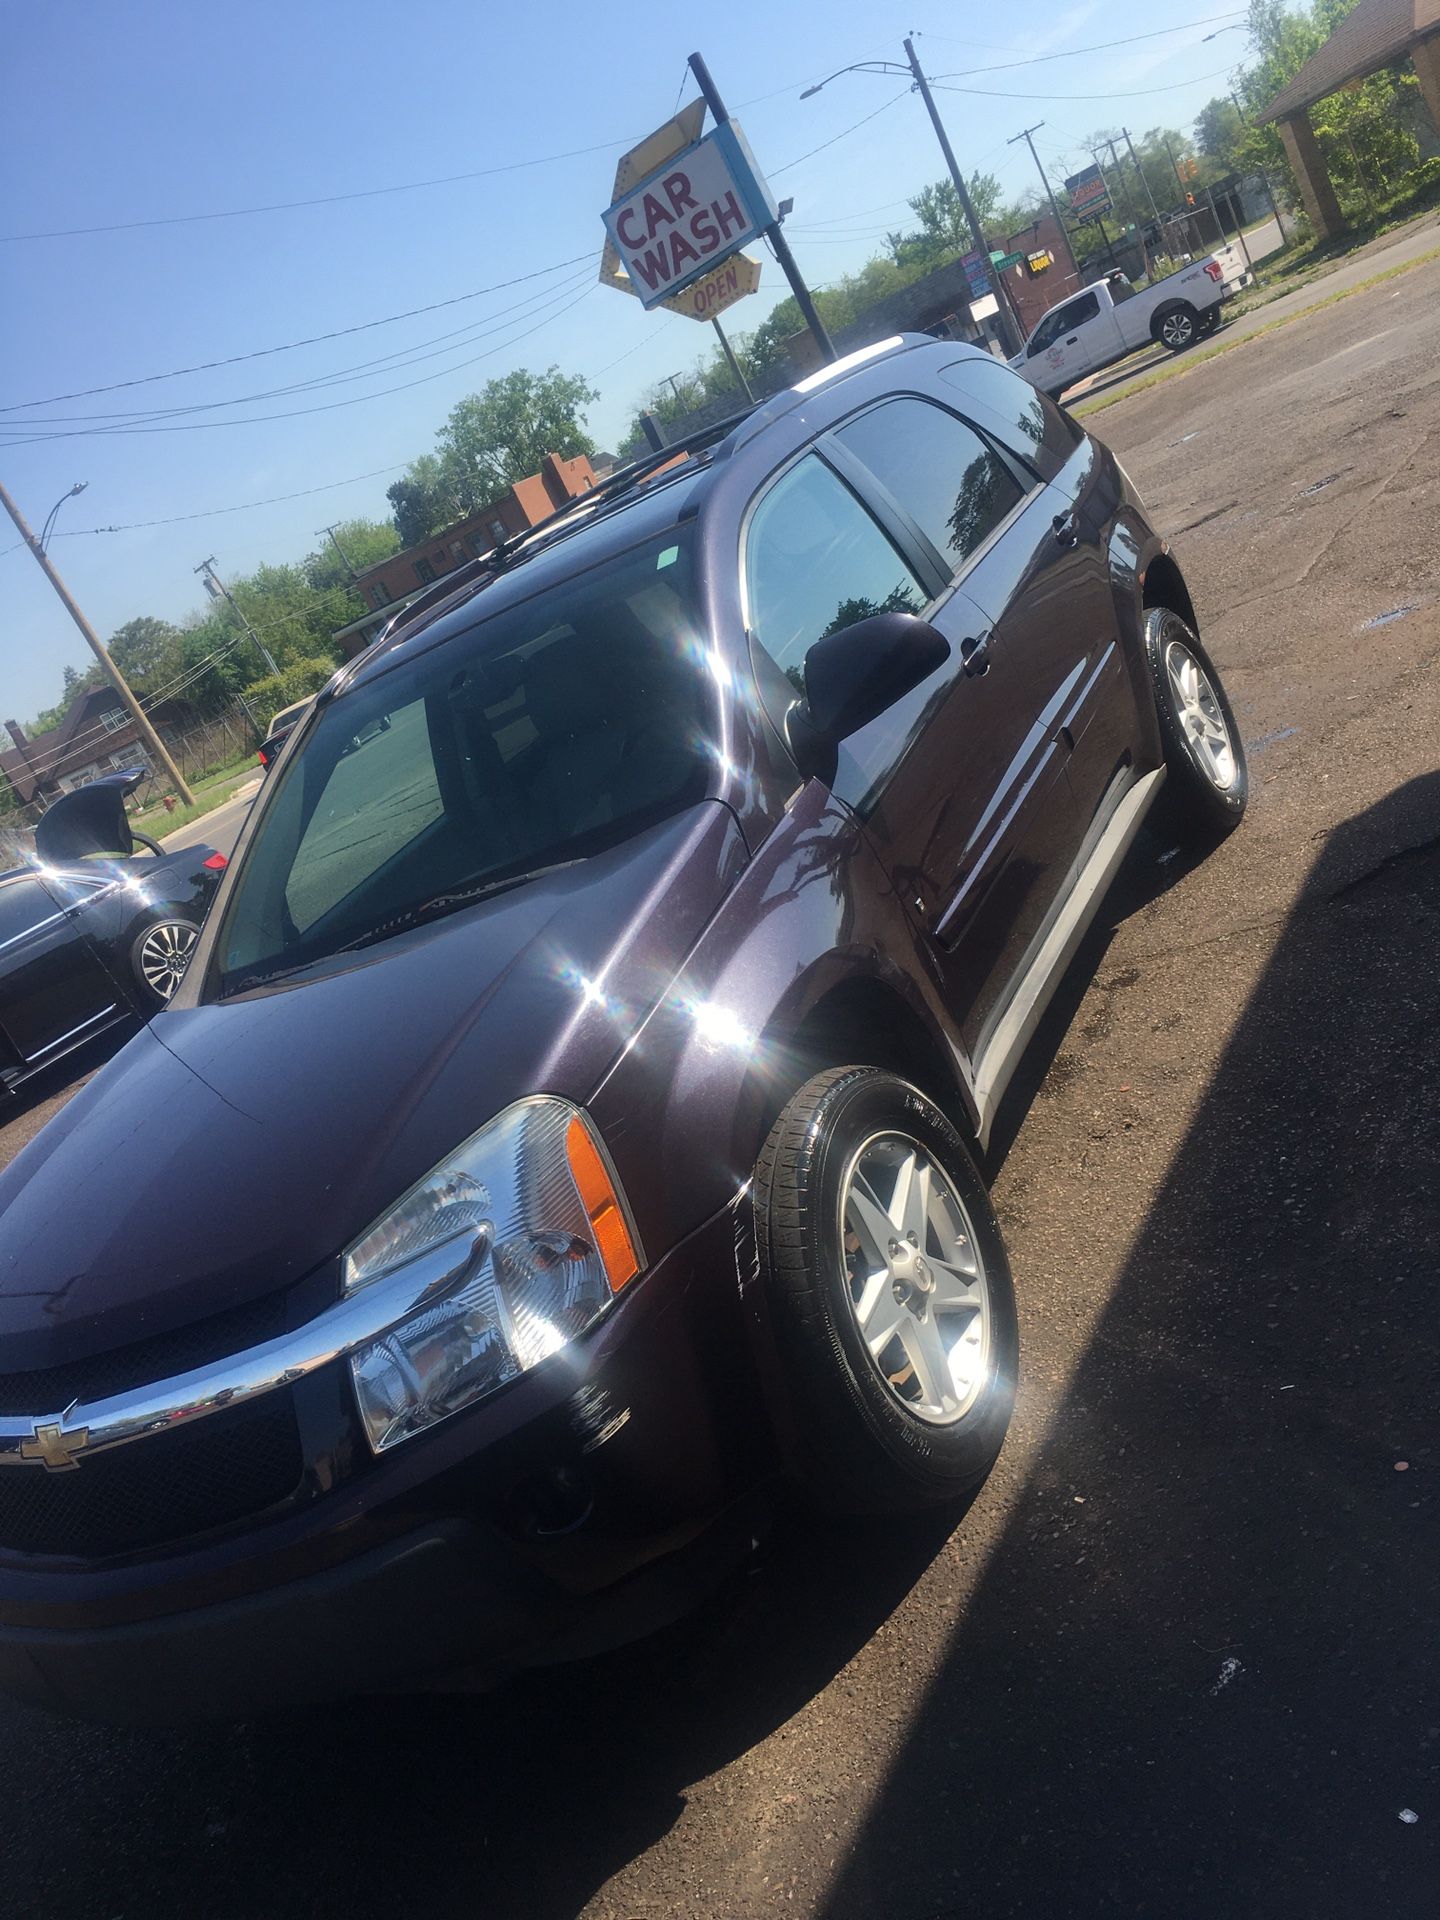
[0,477,196,805]
[1094,213,1122,274]
[712,317,755,403]
[317,523,359,581]
[1009,123,1077,269]
[688,51,834,363]
[903,37,1023,357]
[1122,127,1162,223]
[1210,184,1255,276]
[197,558,280,679]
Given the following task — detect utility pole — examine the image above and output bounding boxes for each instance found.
[712,317,755,403]
[903,37,1023,356]
[0,478,196,805]
[1009,124,1070,240]
[688,52,834,364]
[196,557,279,679]
[1122,127,1162,224]
[317,523,359,582]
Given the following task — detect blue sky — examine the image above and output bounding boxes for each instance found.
[1,0,1250,723]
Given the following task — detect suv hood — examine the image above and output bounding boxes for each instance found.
[0,803,745,1368]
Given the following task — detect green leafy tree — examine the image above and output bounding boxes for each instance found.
[106,616,186,698]
[386,452,459,548]
[303,517,401,594]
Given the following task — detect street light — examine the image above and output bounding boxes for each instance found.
[1202,24,1246,38]
[38,481,87,555]
[799,43,1025,356]
[800,61,910,99]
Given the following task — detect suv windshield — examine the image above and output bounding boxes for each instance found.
[213,533,711,993]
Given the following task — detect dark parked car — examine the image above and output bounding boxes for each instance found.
[0,770,225,1095]
[0,337,1246,1721]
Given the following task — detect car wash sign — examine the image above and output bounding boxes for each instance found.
[602,121,777,311]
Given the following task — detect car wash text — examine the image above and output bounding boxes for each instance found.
[603,122,776,311]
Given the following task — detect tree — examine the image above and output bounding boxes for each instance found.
[439,366,599,499]
[303,517,401,594]
[107,616,186,698]
[387,367,600,545]
[387,453,458,548]
[887,174,1034,273]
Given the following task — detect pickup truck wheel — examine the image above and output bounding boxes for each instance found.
[754,1067,1018,1514]
[1154,302,1199,353]
[1144,608,1247,840]
[132,916,201,1006]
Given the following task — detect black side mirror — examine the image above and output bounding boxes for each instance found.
[788,612,949,780]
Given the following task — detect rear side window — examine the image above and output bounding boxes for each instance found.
[745,455,925,691]
[936,354,1082,469]
[833,398,1026,580]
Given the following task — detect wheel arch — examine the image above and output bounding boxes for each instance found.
[1141,548,1198,631]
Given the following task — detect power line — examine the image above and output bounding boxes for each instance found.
[39,462,412,536]
[8,268,596,429]
[0,42,906,247]
[0,253,594,414]
[772,91,911,175]
[932,66,1237,101]
[1,282,597,443]
[929,12,1246,79]
[912,10,1243,53]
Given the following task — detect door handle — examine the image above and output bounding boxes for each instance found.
[960,632,992,677]
[1052,509,1079,549]
[1065,334,1079,344]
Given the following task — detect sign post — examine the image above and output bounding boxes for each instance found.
[1065,163,1114,225]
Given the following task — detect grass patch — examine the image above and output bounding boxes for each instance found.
[137,764,258,841]
[1072,242,1440,419]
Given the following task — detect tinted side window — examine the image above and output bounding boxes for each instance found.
[1027,305,1068,355]
[745,455,925,693]
[0,879,55,947]
[936,355,1083,469]
[1067,291,1100,327]
[834,398,1025,579]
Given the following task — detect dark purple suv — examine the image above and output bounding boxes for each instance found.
[0,337,1246,1721]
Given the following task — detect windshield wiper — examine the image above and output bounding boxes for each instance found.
[334,858,584,957]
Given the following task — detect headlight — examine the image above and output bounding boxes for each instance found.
[344,1097,642,1453]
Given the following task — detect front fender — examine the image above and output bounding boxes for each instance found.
[589,782,975,1268]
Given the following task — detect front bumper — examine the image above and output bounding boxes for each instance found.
[0,1199,767,1722]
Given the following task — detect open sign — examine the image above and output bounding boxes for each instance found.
[603,122,775,311]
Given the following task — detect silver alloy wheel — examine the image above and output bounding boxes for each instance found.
[137,920,198,1001]
[1164,638,1238,792]
[1160,310,1194,348]
[839,1131,991,1426]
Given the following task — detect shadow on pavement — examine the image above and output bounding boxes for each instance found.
[821,773,1440,1917]
[3,1503,964,1919]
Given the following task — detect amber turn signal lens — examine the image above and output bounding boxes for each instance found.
[566,1114,640,1292]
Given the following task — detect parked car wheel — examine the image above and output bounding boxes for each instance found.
[1153,301,1199,352]
[755,1067,1018,1514]
[1144,607,1248,839]
[132,915,201,1006]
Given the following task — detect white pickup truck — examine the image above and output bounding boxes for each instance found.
[1010,244,1251,398]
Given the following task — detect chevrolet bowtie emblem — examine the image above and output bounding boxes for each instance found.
[19,1417,90,1472]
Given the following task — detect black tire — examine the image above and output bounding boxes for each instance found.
[1144,607,1248,841]
[131,915,201,1007]
[754,1067,1018,1514]
[1152,301,1199,353]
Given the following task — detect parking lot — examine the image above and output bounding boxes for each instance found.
[2,255,1437,1919]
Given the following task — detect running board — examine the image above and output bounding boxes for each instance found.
[972,766,1166,1145]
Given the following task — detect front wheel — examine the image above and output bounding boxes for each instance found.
[131,916,200,1006]
[1154,302,1199,353]
[1144,608,1247,841]
[755,1068,1018,1514]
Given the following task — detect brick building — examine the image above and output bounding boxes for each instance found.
[1,685,183,808]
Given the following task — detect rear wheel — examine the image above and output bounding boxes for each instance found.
[1144,607,1247,840]
[1154,302,1199,353]
[132,916,200,1006]
[755,1067,1018,1513]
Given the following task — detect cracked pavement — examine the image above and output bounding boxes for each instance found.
[0,252,1437,1920]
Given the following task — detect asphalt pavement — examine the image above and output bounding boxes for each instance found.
[161,773,260,860]
[1,251,1438,1919]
